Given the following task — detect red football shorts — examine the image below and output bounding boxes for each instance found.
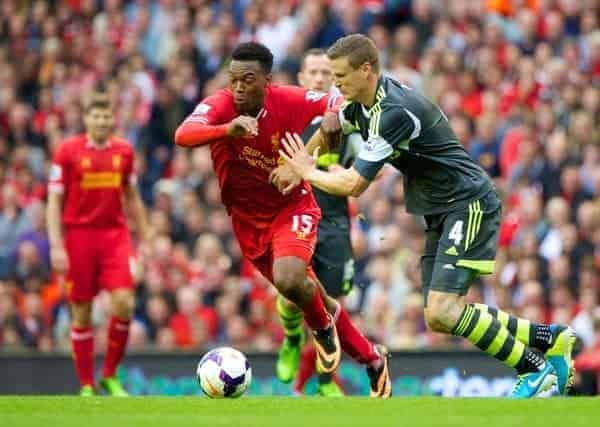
[64,226,134,302]
[232,191,321,283]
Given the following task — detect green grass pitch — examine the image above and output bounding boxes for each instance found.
[1,397,598,427]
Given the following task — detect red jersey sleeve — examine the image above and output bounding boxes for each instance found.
[280,85,343,130]
[174,92,230,147]
[48,142,70,195]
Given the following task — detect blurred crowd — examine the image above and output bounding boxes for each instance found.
[0,0,599,388]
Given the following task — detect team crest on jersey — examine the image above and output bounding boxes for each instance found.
[112,154,121,169]
[81,157,91,168]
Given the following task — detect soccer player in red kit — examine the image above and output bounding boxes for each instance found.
[175,42,390,397]
[47,91,152,396]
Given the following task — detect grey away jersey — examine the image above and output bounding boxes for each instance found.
[342,76,494,215]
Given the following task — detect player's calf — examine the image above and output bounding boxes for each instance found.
[276,296,305,383]
[273,256,341,373]
[71,301,95,390]
[102,289,133,383]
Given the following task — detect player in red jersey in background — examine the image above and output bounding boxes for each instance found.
[175,42,390,397]
[47,91,152,396]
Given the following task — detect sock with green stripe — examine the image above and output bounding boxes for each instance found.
[453,304,546,375]
[276,295,304,344]
[473,303,554,352]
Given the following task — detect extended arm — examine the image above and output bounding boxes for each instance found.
[174,95,258,147]
[279,132,371,197]
[174,121,230,147]
[304,165,370,197]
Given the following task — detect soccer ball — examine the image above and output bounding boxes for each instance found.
[196,347,252,398]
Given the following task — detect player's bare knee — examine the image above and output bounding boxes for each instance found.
[425,292,462,333]
[273,257,309,303]
[71,302,92,328]
[274,269,306,302]
[424,309,453,333]
[111,289,134,320]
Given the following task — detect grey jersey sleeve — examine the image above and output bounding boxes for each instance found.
[352,105,421,181]
[352,135,394,180]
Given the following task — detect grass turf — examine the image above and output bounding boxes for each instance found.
[1,397,598,427]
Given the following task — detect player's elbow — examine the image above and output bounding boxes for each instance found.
[173,124,188,147]
[349,177,368,197]
[349,186,365,198]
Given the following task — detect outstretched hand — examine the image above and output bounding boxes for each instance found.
[278,132,319,192]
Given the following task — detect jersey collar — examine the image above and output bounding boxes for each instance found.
[361,77,387,118]
[85,135,112,150]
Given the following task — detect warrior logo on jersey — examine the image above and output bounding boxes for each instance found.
[112,154,121,169]
[81,157,91,168]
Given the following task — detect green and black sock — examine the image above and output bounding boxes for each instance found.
[276,295,304,344]
[474,303,554,352]
[453,304,546,375]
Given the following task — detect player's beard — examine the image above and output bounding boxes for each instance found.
[89,127,112,144]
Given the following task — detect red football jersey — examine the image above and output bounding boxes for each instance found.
[183,84,340,226]
[48,134,136,228]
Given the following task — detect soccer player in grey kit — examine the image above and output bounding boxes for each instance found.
[276,34,576,398]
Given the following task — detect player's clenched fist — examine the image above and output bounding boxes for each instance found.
[227,115,259,137]
[320,110,342,148]
[50,244,69,274]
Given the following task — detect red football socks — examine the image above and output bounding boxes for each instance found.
[336,307,379,364]
[294,345,317,393]
[302,292,331,330]
[102,317,130,378]
[71,326,95,386]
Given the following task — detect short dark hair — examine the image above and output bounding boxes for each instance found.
[327,34,379,73]
[300,48,327,71]
[84,91,112,113]
[231,42,274,73]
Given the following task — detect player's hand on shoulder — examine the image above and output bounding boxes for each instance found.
[320,111,342,148]
[50,244,69,274]
[227,116,259,138]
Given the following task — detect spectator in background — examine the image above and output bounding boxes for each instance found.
[170,286,218,348]
[0,185,33,278]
